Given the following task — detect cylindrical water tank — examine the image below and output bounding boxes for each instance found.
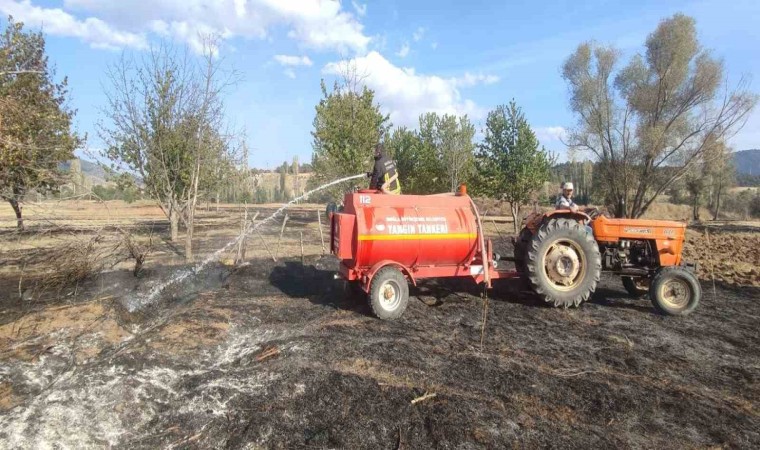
[334,190,479,269]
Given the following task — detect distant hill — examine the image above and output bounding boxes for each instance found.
[733,150,760,187]
[734,149,760,176]
[60,158,143,187]
[59,158,109,185]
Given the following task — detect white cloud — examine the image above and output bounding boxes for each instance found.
[149,20,231,54]
[283,68,296,79]
[277,0,370,53]
[351,1,366,17]
[396,42,410,58]
[323,51,487,127]
[535,126,568,144]
[412,26,425,42]
[5,0,370,53]
[0,0,147,50]
[431,41,438,50]
[453,72,500,87]
[273,54,313,67]
[233,0,247,18]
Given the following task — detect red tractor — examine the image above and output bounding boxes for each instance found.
[330,187,700,320]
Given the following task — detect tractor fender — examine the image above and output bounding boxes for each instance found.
[362,260,417,293]
[525,210,592,234]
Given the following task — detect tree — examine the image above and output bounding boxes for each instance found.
[684,139,735,221]
[254,186,270,204]
[446,115,476,192]
[562,14,757,218]
[292,156,300,198]
[0,16,83,229]
[383,114,476,195]
[68,158,86,195]
[309,72,390,201]
[278,161,290,201]
[100,39,239,260]
[418,113,476,193]
[472,101,553,230]
[684,169,706,221]
[385,126,435,194]
[707,142,734,220]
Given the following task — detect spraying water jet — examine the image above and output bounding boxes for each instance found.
[124,174,365,311]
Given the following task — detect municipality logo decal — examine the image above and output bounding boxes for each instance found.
[375,224,386,231]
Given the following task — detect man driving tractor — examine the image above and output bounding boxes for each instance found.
[555,181,579,212]
[556,181,594,234]
[367,142,401,194]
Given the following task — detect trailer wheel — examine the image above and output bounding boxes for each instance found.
[526,218,601,308]
[650,267,701,316]
[622,276,649,297]
[369,266,409,320]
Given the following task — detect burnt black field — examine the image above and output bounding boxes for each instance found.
[2,250,759,449]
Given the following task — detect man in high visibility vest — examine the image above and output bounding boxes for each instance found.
[367,143,401,194]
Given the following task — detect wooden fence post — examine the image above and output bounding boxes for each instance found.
[275,214,289,260]
[317,210,326,254]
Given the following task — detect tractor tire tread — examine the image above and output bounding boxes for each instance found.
[513,228,533,273]
[525,218,601,308]
[649,266,701,316]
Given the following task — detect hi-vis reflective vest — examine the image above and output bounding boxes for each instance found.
[383,171,401,195]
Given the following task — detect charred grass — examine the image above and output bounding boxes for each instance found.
[1,252,759,448]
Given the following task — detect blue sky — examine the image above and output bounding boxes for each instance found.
[2,0,759,169]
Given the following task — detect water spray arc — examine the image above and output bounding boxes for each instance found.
[126,174,365,311]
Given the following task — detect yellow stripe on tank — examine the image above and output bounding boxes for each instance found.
[358,233,477,241]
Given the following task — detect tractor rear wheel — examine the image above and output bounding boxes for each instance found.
[622,276,649,297]
[369,266,409,320]
[525,218,601,308]
[513,227,533,273]
[650,267,701,316]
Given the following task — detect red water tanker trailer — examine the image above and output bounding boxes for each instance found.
[330,188,516,319]
[330,187,701,319]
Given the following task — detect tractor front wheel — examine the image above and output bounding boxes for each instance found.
[525,218,602,308]
[369,266,409,320]
[650,267,701,316]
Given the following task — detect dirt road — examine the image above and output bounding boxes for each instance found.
[1,254,759,448]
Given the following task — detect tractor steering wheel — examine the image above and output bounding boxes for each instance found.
[583,207,602,220]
